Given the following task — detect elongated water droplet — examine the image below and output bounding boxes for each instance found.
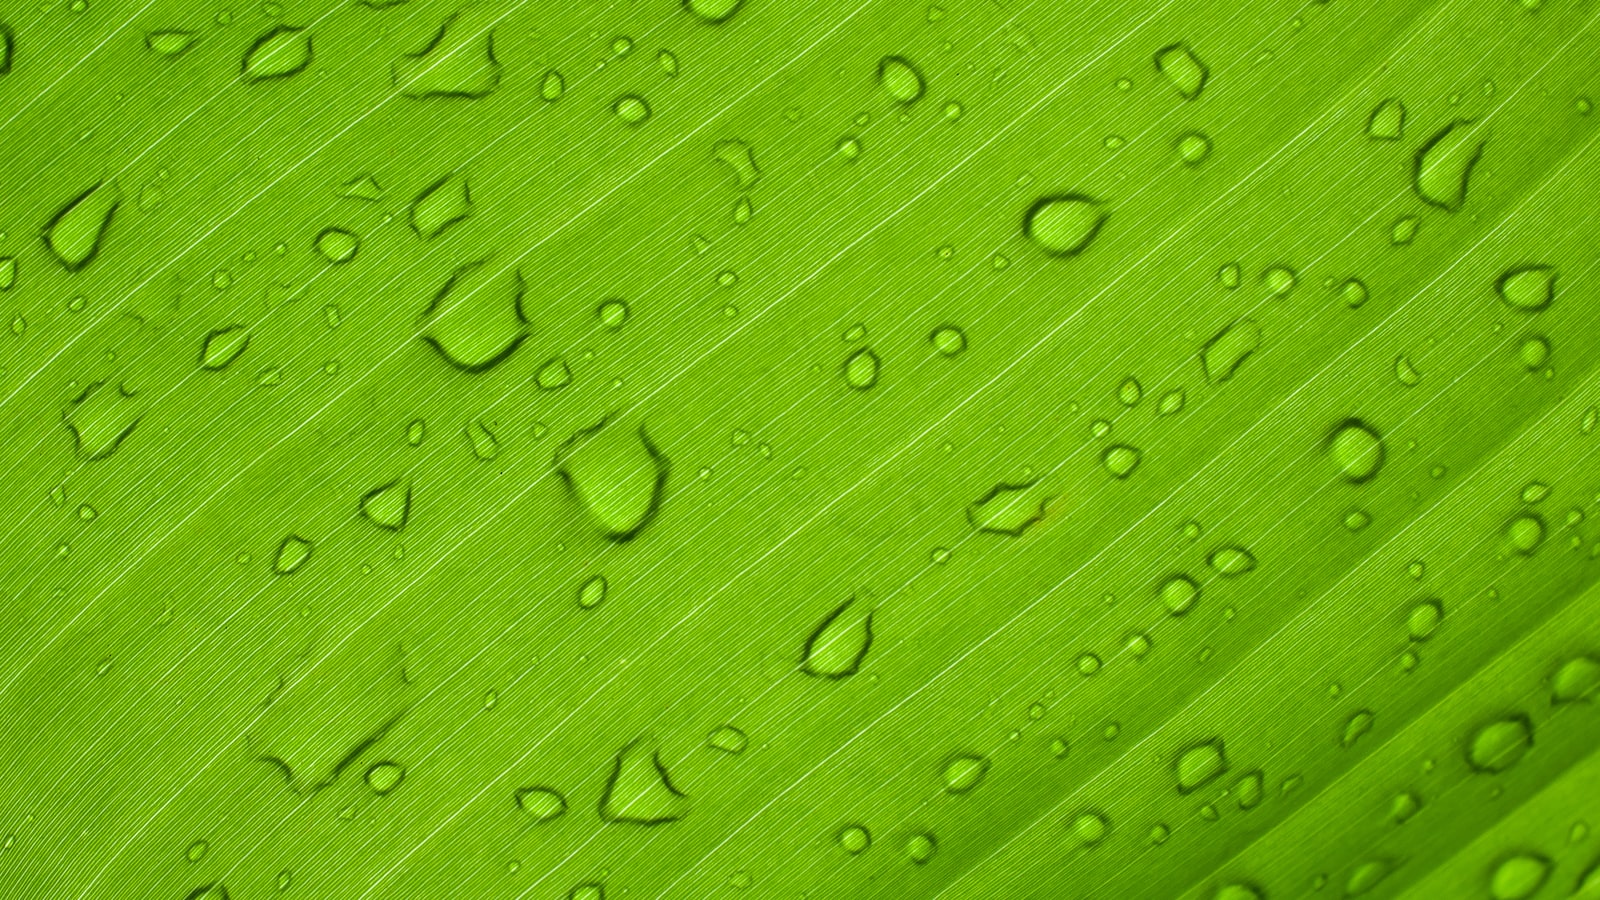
[1406,598,1442,641]
[1208,545,1256,577]
[1413,119,1485,212]
[1234,770,1264,809]
[392,12,499,98]
[242,26,311,81]
[1345,858,1394,895]
[682,0,741,23]
[613,95,651,124]
[186,839,209,862]
[555,418,669,542]
[966,481,1051,536]
[1466,714,1533,773]
[1201,318,1260,383]
[1551,654,1600,704]
[1175,738,1227,793]
[44,180,120,271]
[200,325,250,370]
[568,884,604,900]
[577,575,607,609]
[1341,709,1374,747]
[1489,854,1550,900]
[1213,884,1264,900]
[536,356,573,390]
[1328,419,1385,483]
[1154,42,1207,99]
[712,139,760,189]
[1395,355,1421,386]
[273,535,313,574]
[1497,265,1555,312]
[942,753,990,794]
[599,737,689,825]
[515,786,567,822]
[707,725,747,754]
[844,347,880,390]
[360,480,411,531]
[364,761,404,794]
[1388,790,1421,824]
[1102,444,1141,479]
[1366,98,1404,140]
[1159,388,1186,415]
[878,55,925,104]
[800,597,873,679]
[146,29,197,56]
[184,885,230,900]
[1024,195,1106,257]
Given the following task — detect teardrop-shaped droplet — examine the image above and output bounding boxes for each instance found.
[1102,444,1141,479]
[1174,738,1227,793]
[800,597,873,679]
[966,480,1051,536]
[273,534,313,575]
[515,786,568,822]
[1024,195,1106,257]
[364,761,404,795]
[1413,119,1486,212]
[1341,709,1375,747]
[146,29,197,56]
[200,325,250,370]
[242,26,312,81]
[1200,318,1260,384]
[1207,545,1256,577]
[360,480,411,531]
[44,180,121,272]
[1366,98,1404,140]
[598,737,689,825]
[554,418,670,542]
[877,55,925,104]
[707,724,748,754]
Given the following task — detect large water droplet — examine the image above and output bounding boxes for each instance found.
[1024,195,1106,257]
[1413,119,1486,212]
[844,347,880,390]
[1160,574,1200,616]
[1175,738,1227,793]
[392,12,500,98]
[1200,318,1260,383]
[800,597,873,679]
[682,0,741,23]
[877,55,925,104]
[598,737,689,825]
[1466,714,1533,773]
[837,823,870,854]
[554,418,669,542]
[200,325,250,370]
[1154,42,1208,99]
[360,480,411,531]
[1328,419,1384,483]
[540,69,565,101]
[44,180,120,271]
[1496,265,1555,312]
[1406,598,1442,641]
[410,171,472,239]
[712,139,761,189]
[1489,853,1550,899]
[242,26,310,81]
[966,480,1051,536]
[419,260,527,373]
[941,753,990,794]
[63,380,141,460]
[1366,98,1405,140]
[1506,513,1545,555]
[1550,653,1600,704]
[515,786,568,822]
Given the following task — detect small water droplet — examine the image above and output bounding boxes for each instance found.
[360,480,411,531]
[1550,653,1600,703]
[44,180,120,272]
[1070,810,1110,846]
[242,25,311,81]
[1160,574,1200,616]
[1489,853,1550,900]
[406,418,426,446]
[1390,216,1419,245]
[905,832,937,864]
[682,0,742,23]
[577,575,607,610]
[199,325,250,370]
[315,227,359,263]
[1207,545,1256,577]
[1102,444,1142,478]
[844,347,880,390]
[1176,131,1211,164]
[391,12,500,98]
[540,69,566,101]
[941,753,990,793]
[1077,652,1102,676]
[273,535,313,575]
[1406,598,1443,640]
[837,823,870,854]
[410,172,472,240]
[613,95,651,124]
[1507,513,1545,555]
[1117,377,1143,406]
[1345,859,1394,896]
[185,839,209,862]
[712,139,761,189]
[930,325,967,357]
[707,725,747,754]
[657,49,678,76]
[146,29,197,56]
[555,418,669,541]
[365,760,404,794]
[1328,419,1385,483]
[1367,98,1405,140]
[966,480,1051,536]
[1338,278,1369,308]
[515,786,568,822]
[466,418,501,460]
[1200,318,1260,384]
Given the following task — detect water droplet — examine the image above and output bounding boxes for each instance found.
[1340,709,1374,748]
[186,839,209,862]
[1175,738,1227,793]
[1367,98,1405,140]
[1328,419,1385,483]
[1338,278,1368,308]
[657,49,678,76]
[337,173,383,201]
[683,0,741,23]
[1550,653,1600,703]
[420,260,527,373]
[1154,42,1208,99]
[905,832,937,864]
[392,12,500,98]
[568,883,604,900]
[1176,131,1211,164]
[712,139,760,189]
[1394,355,1421,386]
[800,597,873,679]
[572,575,607,610]
[1234,770,1264,809]
[1345,859,1394,895]
[273,534,313,575]
[1160,574,1200,616]
[613,94,651,124]
[1497,265,1555,312]
[62,381,141,461]
[942,753,990,794]
[1262,265,1297,298]
[1157,388,1186,416]
[707,725,747,754]
[146,29,197,56]
[200,325,250,370]
[1406,598,1442,641]
[410,171,472,239]
[1102,444,1142,479]
[1070,810,1110,846]
[599,737,688,825]
[1489,853,1550,899]
[536,356,574,391]
[1077,652,1102,676]
[837,823,870,854]
[1126,631,1153,657]
[315,227,358,263]
[406,419,426,446]
[184,885,230,900]
[877,55,925,103]
[1519,335,1550,370]
[844,347,880,390]
[1385,790,1422,825]
[1213,883,1264,900]
[1207,545,1256,577]
[930,325,966,357]
[966,480,1051,536]
[365,761,404,794]
[555,418,669,542]
[1466,714,1533,773]
[515,786,568,822]
[242,25,311,81]
[1118,377,1143,406]
[1024,195,1107,257]
[1343,509,1371,531]
[1218,262,1242,289]
[835,136,863,160]
[1507,513,1545,555]
[1200,318,1260,384]
[44,180,120,272]
[465,419,500,460]
[360,480,411,531]
[539,69,566,101]
[733,195,753,224]
[1413,119,1486,212]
